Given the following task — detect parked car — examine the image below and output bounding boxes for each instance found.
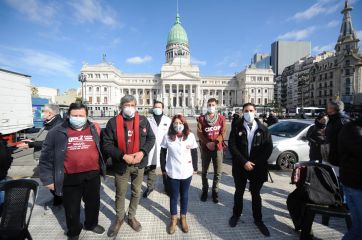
[268,119,313,170]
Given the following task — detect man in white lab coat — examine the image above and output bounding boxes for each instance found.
[143,101,172,198]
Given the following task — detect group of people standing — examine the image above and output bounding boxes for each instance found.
[29,95,274,239]
[306,100,362,240]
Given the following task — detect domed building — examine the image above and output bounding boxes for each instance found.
[80,11,275,116]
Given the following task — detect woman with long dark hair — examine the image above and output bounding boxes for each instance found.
[160,114,198,234]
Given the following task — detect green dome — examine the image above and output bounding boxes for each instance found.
[167,14,188,45]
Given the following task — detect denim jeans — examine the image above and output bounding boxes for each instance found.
[0,179,6,205]
[342,186,362,240]
[168,176,192,216]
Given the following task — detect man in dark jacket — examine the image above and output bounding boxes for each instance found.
[325,100,350,166]
[339,115,362,239]
[103,95,155,237]
[228,103,273,237]
[39,102,106,240]
[0,133,13,214]
[266,111,278,127]
[18,104,63,206]
[306,113,327,162]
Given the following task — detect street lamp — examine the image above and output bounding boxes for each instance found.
[78,73,87,103]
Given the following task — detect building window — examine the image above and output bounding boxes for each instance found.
[89,97,92,103]
[258,89,261,93]
[345,69,350,76]
[324,73,328,79]
[319,75,322,81]
[264,77,269,81]
[257,77,262,81]
[330,81,333,87]
[346,87,351,95]
[251,76,256,81]
[346,78,351,85]
[251,98,255,104]
[257,98,261,104]
[329,72,333,78]
[96,97,100,103]
[330,89,333,96]
[264,89,267,93]
[88,87,92,91]
[251,89,254,93]
[166,89,169,93]
[96,87,99,92]
[264,98,268,105]
[104,97,108,104]
[103,74,108,79]
[104,87,107,92]
[95,74,100,78]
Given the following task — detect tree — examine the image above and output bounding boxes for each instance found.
[31,87,39,97]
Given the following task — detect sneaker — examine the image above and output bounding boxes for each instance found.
[212,191,219,203]
[229,215,239,228]
[200,190,208,202]
[67,236,79,240]
[84,225,105,234]
[142,188,153,198]
[254,221,270,237]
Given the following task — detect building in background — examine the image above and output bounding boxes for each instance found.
[277,1,362,112]
[252,53,271,69]
[271,40,311,76]
[80,12,270,117]
[55,88,79,106]
[35,86,58,103]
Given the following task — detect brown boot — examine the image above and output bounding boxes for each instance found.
[167,215,177,234]
[180,214,189,233]
[107,218,124,237]
[128,217,142,232]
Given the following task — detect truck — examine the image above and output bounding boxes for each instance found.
[0,68,33,144]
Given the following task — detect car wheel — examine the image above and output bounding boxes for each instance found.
[277,151,297,170]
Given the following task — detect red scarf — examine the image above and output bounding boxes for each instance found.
[116,112,140,154]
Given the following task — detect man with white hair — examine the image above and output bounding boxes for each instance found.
[18,103,63,205]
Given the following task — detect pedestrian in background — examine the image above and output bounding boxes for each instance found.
[197,98,226,203]
[160,114,198,234]
[306,113,328,162]
[338,115,362,240]
[143,100,171,198]
[103,95,155,237]
[39,102,106,240]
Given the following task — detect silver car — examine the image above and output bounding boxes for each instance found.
[268,119,314,170]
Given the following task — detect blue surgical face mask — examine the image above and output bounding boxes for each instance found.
[69,116,87,129]
[153,108,163,116]
[173,123,184,133]
[243,112,255,123]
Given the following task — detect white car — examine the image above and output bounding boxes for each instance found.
[268,119,314,170]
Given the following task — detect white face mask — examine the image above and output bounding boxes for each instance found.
[153,108,163,116]
[173,124,184,133]
[123,107,136,118]
[243,112,255,123]
[69,116,87,129]
[207,106,216,114]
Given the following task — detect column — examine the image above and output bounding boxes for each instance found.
[183,84,186,107]
[221,90,224,106]
[176,84,179,107]
[150,89,153,106]
[169,84,172,107]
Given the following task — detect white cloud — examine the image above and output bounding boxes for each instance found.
[216,51,243,69]
[126,55,152,64]
[312,43,334,53]
[68,0,119,27]
[356,30,362,40]
[291,0,340,21]
[4,0,57,25]
[277,26,317,41]
[191,57,207,66]
[0,46,76,79]
[327,20,339,28]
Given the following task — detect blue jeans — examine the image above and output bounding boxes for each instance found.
[168,176,192,216]
[343,186,362,240]
[0,179,6,205]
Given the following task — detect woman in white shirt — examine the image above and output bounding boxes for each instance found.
[160,114,198,235]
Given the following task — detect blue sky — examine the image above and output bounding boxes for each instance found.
[0,0,361,93]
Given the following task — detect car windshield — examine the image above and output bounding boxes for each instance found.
[269,121,310,138]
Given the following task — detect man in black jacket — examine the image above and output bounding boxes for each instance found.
[228,103,273,236]
[325,100,350,167]
[339,115,362,239]
[103,95,155,237]
[266,111,278,127]
[39,102,106,240]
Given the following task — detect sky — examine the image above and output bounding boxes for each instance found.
[0,0,361,93]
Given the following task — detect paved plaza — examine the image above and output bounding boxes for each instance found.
[21,169,346,240]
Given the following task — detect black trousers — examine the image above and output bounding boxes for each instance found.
[232,171,264,222]
[62,171,100,237]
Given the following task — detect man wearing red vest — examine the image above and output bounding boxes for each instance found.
[103,95,155,237]
[197,98,226,203]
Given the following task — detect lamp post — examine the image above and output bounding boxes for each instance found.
[78,73,87,103]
